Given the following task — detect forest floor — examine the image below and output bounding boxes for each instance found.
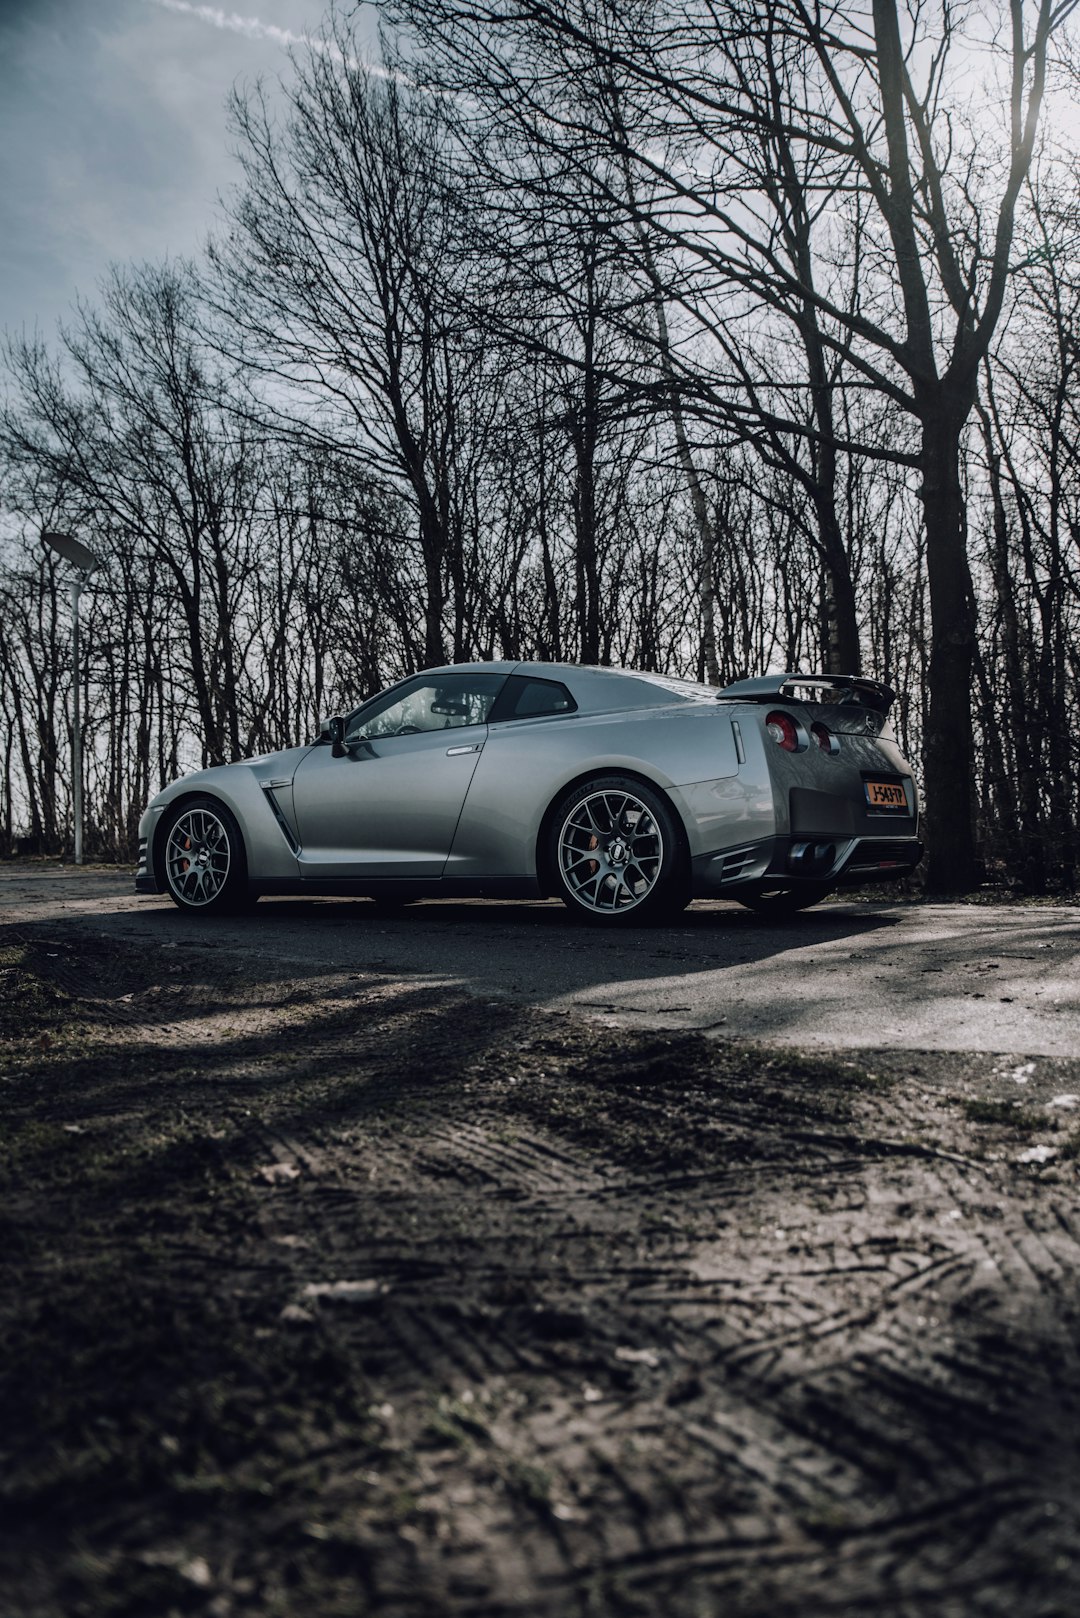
[3,911,1080,1617]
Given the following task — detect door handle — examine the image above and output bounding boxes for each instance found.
[446,743,483,756]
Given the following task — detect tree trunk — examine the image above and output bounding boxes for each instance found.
[801,314,860,675]
[979,404,1045,892]
[416,485,448,668]
[812,479,862,675]
[920,411,980,892]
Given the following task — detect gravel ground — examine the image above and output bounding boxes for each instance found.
[2,901,1080,1617]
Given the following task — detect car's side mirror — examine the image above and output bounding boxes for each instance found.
[327,715,347,758]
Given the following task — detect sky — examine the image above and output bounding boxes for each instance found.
[0,0,376,339]
[4,0,1080,345]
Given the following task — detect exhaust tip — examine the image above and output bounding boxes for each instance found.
[788,840,836,875]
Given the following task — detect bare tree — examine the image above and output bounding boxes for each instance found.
[208,23,517,667]
[974,168,1080,889]
[387,0,1076,888]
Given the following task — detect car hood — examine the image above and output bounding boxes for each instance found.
[145,741,317,811]
[233,741,318,780]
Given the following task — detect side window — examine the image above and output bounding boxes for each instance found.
[349,673,506,742]
[490,676,578,722]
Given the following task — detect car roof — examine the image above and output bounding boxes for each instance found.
[420,660,715,711]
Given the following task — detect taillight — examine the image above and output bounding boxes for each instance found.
[766,711,799,751]
[812,722,838,755]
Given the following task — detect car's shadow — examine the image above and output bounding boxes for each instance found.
[127,893,903,1034]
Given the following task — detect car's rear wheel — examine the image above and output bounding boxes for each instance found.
[736,882,833,915]
[549,774,689,925]
[161,797,251,915]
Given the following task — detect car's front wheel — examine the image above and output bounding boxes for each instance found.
[549,774,689,924]
[161,797,251,915]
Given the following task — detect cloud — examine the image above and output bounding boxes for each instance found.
[144,0,394,76]
[149,0,323,53]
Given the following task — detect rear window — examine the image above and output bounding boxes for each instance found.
[627,671,716,701]
[491,676,578,721]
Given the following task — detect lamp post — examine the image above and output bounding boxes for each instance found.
[42,532,100,865]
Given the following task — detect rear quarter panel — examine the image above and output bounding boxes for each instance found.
[448,703,742,878]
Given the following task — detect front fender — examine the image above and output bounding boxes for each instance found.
[139,755,310,888]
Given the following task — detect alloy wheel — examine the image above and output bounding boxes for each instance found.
[165,806,232,908]
[557,788,664,913]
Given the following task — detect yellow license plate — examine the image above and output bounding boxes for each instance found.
[865,781,907,810]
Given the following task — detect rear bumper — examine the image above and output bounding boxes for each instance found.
[832,836,925,885]
[693,831,923,896]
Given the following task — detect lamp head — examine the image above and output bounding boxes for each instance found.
[42,532,100,574]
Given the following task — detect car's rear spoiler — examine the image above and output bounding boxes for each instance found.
[716,673,896,716]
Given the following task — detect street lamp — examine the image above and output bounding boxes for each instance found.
[42,532,100,866]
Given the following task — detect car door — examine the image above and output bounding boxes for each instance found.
[291,672,506,878]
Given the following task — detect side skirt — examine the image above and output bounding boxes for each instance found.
[252,875,544,901]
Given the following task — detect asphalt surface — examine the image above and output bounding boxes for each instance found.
[4,864,1079,1058]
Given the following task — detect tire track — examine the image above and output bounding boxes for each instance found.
[9,926,1080,1616]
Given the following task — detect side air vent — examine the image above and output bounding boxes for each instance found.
[261,786,300,854]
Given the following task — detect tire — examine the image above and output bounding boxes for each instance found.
[735,881,834,915]
[160,796,251,915]
[549,774,690,925]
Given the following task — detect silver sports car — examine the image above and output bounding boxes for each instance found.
[135,662,922,923]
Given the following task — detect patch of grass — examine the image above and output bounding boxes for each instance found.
[422,1394,492,1449]
[0,944,94,1066]
[581,1569,656,1617]
[799,1498,862,1542]
[962,1099,1042,1132]
[501,1458,554,1510]
[61,1551,208,1618]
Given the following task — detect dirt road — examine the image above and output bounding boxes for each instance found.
[3,866,1080,1616]
[5,864,1080,1056]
